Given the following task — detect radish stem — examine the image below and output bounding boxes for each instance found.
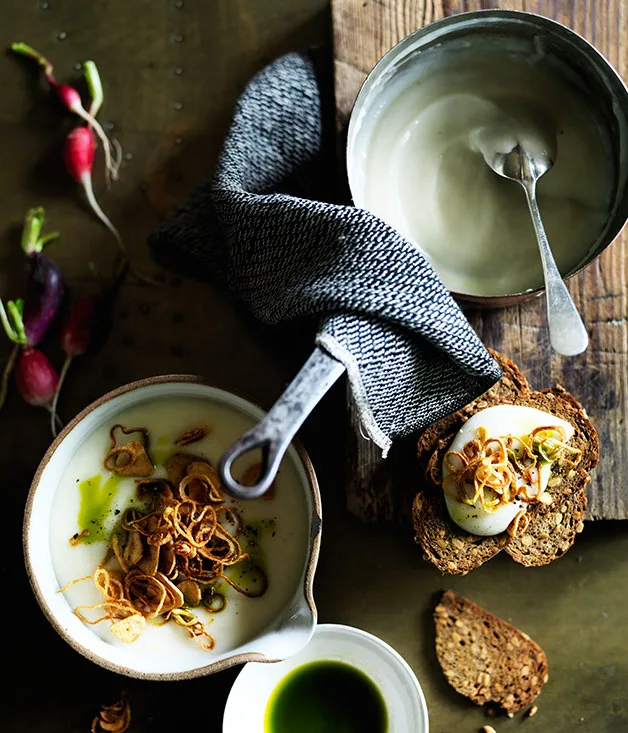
[83,60,103,118]
[10,42,54,83]
[50,353,72,437]
[0,298,27,344]
[84,61,123,182]
[39,232,60,249]
[21,206,59,254]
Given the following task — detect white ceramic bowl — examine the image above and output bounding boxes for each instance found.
[23,376,321,680]
[223,623,430,732]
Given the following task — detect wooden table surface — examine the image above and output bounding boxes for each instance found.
[1,2,627,732]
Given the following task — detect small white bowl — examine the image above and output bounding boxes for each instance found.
[223,623,430,732]
[23,376,321,680]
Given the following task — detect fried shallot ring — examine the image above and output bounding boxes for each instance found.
[175,426,209,446]
[109,424,149,451]
[507,508,531,538]
[91,691,131,733]
[104,441,154,477]
[179,471,223,504]
[168,607,215,650]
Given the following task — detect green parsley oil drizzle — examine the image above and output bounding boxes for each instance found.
[264,660,388,733]
[77,473,122,543]
[223,518,276,596]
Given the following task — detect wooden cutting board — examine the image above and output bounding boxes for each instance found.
[332,0,628,521]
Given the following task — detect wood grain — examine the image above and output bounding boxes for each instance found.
[332,0,628,520]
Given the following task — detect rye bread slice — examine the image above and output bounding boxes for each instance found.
[413,350,598,574]
[434,590,548,714]
[412,491,508,574]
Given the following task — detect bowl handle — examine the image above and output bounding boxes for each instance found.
[218,347,345,499]
[252,591,318,661]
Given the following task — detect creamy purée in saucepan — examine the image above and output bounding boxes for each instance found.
[50,397,310,667]
[355,53,612,296]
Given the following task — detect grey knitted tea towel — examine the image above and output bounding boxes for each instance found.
[148,51,502,457]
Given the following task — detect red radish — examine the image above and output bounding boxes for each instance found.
[54,84,118,187]
[15,347,58,407]
[62,127,157,286]
[63,126,125,255]
[0,295,62,431]
[0,299,63,431]
[49,295,96,436]
[10,42,119,185]
[14,347,62,433]
[60,295,96,358]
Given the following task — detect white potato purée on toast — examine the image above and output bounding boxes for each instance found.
[442,405,575,536]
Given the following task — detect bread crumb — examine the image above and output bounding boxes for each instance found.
[482,726,497,733]
[528,705,538,718]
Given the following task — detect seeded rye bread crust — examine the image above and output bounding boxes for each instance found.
[434,590,548,713]
[412,349,599,574]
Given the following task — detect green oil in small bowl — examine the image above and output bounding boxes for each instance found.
[264,659,388,733]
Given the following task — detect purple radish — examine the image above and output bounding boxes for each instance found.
[20,207,64,346]
[23,254,64,346]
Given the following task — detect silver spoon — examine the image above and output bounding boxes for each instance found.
[484,143,588,357]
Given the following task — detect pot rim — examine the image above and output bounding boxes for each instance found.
[345,8,628,307]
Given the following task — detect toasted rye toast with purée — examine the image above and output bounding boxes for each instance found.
[412,349,599,575]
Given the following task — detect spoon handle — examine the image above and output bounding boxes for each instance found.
[523,182,589,357]
[218,346,346,499]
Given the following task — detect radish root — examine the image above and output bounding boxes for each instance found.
[81,173,126,255]
[50,353,72,437]
[79,175,159,286]
[0,344,19,413]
